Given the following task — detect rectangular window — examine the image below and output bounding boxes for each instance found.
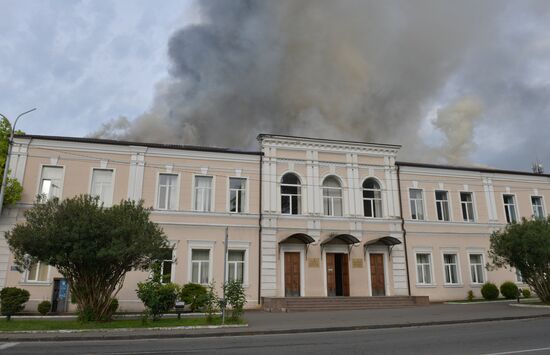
[443,253,460,285]
[531,196,545,219]
[409,189,425,220]
[39,166,63,200]
[191,249,210,284]
[26,262,49,282]
[91,169,114,207]
[229,178,246,213]
[159,248,173,284]
[435,190,450,221]
[503,194,517,223]
[516,269,524,283]
[194,176,213,212]
[460,192,475,222]
[416,253,432,285]
[157,174,178,210]
[469,254,485,284]
[227,250,245,282]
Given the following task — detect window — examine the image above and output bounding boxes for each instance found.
[469,254,485,284]
[191,249,210,284]
[322,176,343,216]
[460,192,475,222]
[158,174,178,210]
[503,194,517,223]
[443,253,460,285]
[363,178,382,218]
[531,196,545,219]
[281,173,301,215]
[409,189,425,220]
[435,191,450,221]
[416,253,433,285]
[516,269,524,283]
[157,248,173,284]
[194,176,213,212]
[39,166,63,200]
[229,178,246,213]
[91,169,114,206]
[26,262,49,282]
[227,250,245,282]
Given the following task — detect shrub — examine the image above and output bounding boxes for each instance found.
[108,298,119,316]
[204,283,219,323]
[137,280,179,321]
[180,283,208,312]
[0,287,30,320]
[481,282,499,300]
[37,300,51,315]
[224,280,246,321]
[500,281,519,299]
[522,288,532,298]
[467,290,475,302]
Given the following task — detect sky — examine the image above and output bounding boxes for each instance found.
[2,0,550,171]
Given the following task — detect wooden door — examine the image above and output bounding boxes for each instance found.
[326,253,336,296]
[342,253,350,296]
[284,252,301,297]
[370,253,386,296]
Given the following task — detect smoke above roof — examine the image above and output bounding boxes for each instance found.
[91,0,550,165]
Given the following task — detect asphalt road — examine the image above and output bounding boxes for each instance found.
[1,317,550,355]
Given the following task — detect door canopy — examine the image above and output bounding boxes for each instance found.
[279,233,315,244]
[364,236,402,255]
[321,234,360,246]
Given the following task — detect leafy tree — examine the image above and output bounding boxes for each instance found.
[489,217,550,304]
[136,263,179,321]
[6,195,170,321]
[0,117,24,207]
[224,280,246,320]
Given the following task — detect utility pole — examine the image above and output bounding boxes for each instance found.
[0,108,36,216]
[222,226,229,325]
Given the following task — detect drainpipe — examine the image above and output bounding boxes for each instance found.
[257,150,263,305]
[396,164,412,296]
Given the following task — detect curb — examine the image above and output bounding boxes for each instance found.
[1,313,550,342]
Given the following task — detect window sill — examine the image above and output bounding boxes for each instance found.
[469,283,484,288]
[443,284,464,288]
[415,284,437,288]
[19,281,52,286]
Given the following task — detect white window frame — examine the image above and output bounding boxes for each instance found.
[89,168,115,207]
[435,190,451,222]
[37,165,65,201]
[192,175,215,212]
[322,175,344,217]
[441,250,462,286]
[187,241,214,285]
[25,261,50,283]
[155,173,180,211]
[530,195,546,219]
[363,177,383,218]
[468,252,486,285]
[459,191,476,222]
[225,241,250,287]
[159,246,176,284]
[409,188,426,221]
[227,177,248,213]
[502,193,518,224]
[414,250,435,286]
[280,172,302,215]
[515,269,525,284]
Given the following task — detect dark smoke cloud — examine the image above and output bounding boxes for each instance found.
[92,0,550,167]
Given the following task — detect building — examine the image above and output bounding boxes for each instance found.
[0,133,547,312]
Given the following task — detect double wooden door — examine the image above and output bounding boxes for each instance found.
[326,253,350,296]
[369,253,386,296]
[284,252,301,297]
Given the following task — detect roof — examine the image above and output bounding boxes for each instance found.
[15,134,262,156]
[257,133,401,149]
[396,161,550,178]
[321,234,361,245]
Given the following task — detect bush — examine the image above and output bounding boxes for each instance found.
[500,281,519,299]
[37,300,51,315]
[137,278,179,321]
[108,298,119,316]
[224,280,246,321]
[467,290,475,302]
[481,282,499,300]
[180,283,207,312]
[522,288,532,298]
[205,283,219,323]
[0,287,30,320]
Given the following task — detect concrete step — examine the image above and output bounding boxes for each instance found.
[263,296,430,312]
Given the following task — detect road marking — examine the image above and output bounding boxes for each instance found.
[0,342,18,351]
[482,346,550,355]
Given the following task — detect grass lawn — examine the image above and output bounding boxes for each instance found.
[0,316,245,332]
[446,297,535,304]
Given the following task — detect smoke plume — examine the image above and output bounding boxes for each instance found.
[92,0,509,161]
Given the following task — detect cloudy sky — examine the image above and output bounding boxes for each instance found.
[2,1,550,171]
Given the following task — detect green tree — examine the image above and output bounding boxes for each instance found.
[0,117,24,207]
[6,195,170,321]
[489,217,550,304]
[136,263,179,321]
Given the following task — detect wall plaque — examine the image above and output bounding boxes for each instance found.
[308,258,320,268]
[352,258,364,268]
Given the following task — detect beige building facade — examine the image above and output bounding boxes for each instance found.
[0,133,547,311]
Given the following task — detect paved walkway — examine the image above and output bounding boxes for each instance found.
[1,302,549,342]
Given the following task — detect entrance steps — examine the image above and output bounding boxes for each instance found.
[262,296,429,312]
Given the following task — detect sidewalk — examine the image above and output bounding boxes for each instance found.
[1,302,549,342]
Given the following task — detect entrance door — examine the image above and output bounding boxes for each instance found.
[369,253,386,296]
[326,253,350,296]
[51,278,69,313]
[284,252,301,297]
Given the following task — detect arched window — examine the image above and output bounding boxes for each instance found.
[363,178,382,218]
[281,173,301,215]
[322,176,343,216]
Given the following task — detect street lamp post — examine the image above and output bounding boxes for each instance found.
[0,108,36,216]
